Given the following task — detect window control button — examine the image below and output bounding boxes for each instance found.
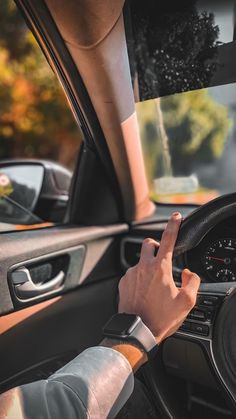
[191,323,209,336]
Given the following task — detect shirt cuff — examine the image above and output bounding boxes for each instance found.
[49,346,134,418]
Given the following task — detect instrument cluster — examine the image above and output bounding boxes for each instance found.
[185,216,236,283]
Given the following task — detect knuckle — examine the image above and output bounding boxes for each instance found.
[162,229,174,241]
[119,268,133,287]
[118,277,125,291]
[159,259,166,273]
[138,258,149,271]
[187,273,201,291]
[143,237,154,245]
[194,274,201,287]
[125,267,135,277]
[181,289,195,309]
[158,257,170,273]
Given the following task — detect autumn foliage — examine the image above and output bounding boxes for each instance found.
[0,1,81,170]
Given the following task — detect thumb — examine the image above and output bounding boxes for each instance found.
[180,268,200,308]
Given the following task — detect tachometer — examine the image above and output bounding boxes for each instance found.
[203,238,236,282]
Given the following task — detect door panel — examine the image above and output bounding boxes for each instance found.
[0,0,132,400]
[0,277,119,393]
[0,224,128,314]
[9,245,85,304]
[0,223,128,392]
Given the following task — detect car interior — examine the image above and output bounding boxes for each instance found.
[1,0,236,418]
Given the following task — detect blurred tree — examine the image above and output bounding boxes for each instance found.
[163,90,232,174]
[0,0,81,170]
[137,89,232,181]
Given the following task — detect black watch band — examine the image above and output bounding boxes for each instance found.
[102,313,158,360]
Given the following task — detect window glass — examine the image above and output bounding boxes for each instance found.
[0,1,82,231]
[136,85,235,204]
[125,0,236,205]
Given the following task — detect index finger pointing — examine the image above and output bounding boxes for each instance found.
[156,212,182,263]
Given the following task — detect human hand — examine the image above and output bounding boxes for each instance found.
[118,212,200,344]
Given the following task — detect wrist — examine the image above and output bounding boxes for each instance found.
[100,338,148,372]
[154,332,165,345]
[140,318,167,345]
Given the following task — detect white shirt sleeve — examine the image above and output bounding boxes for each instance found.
[18,346,134,419]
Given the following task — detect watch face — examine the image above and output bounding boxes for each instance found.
[104,313,140,337]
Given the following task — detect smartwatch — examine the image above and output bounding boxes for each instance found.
[102,313,158,360]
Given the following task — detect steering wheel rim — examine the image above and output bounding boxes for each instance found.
[174,192,236,256]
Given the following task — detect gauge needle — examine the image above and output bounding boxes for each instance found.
[208,256,225,262]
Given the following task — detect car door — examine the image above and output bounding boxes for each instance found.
[0,0,132,393]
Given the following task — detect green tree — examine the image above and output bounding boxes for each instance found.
[137,89,232,181]
[163,90,232,174]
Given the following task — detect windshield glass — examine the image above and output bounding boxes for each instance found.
[136,85,235,204]
[126,0,236,204]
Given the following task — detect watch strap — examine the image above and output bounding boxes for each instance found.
[131,320,157,353]
[103,314,158,360]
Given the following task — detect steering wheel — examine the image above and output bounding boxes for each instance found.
[143,193,236,417]
[172,193,236,413]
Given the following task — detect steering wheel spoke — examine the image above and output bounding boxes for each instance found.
[175,287,236,408]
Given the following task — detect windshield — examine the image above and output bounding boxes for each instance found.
[125,0,236,204]
[136,85,234,204]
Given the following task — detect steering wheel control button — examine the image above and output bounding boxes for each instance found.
[213,288,236,401]
[198,296,219,307]
[205,309,215,322]
[189,309,205,320]
[179,321,192,332]
[191,323,209,336]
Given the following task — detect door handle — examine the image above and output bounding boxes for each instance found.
[11,267,65,299]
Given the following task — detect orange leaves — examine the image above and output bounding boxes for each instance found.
[0,7,82,169]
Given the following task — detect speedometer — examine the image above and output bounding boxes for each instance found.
[203,238,236,282]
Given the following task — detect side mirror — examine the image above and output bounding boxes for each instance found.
[0,160,72,225]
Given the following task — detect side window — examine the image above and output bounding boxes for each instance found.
[0,0,82,231]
